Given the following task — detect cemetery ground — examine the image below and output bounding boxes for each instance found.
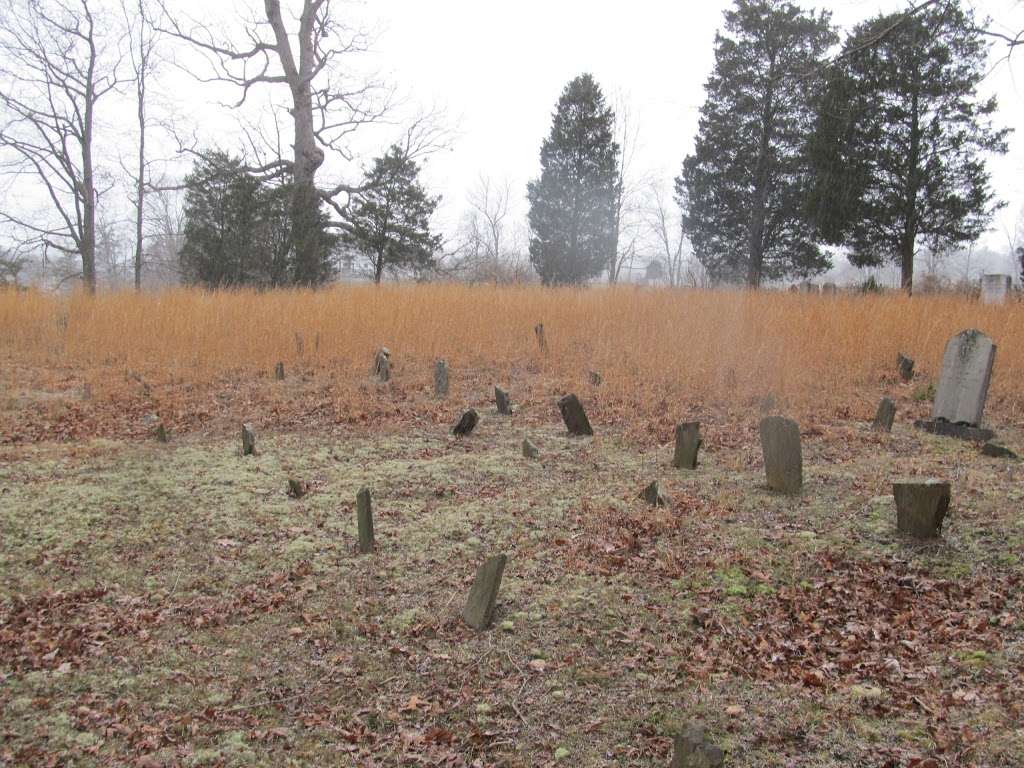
[1,287,1023,766]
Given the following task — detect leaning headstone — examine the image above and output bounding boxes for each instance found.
[287,478,308,499]
[930,329,996,426]
[452,408,479,437]
[356,488,374,553]
[522,437,539,459]
[671,724,724,768]
[981,442,1018,459]
[672,422,702,469]
[759,416,802,494]
[495,386,512,415]
[434,359,449,397]
[373,347,391,382]
[588,370,602,386]
[897,353,914,382]
[558,394,593,436]
[274,361,285,381]
[873,398,896,432]
[241,423,257,456]
[639,480,670,507]
[462,554,507,630]
[534,323,547,353]
[893,480,950,538]
[980,274,1012,305]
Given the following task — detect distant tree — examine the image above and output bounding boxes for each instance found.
[678,0,835,287]
[807,1,1009,294]
[341,145,442,283]
[527,74,619,285]
[1017,245,1024,286]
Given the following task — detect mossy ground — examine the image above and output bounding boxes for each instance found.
[1,410,1022,767]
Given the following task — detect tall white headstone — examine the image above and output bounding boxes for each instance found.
[980,274,1011,305]
[932,329,996,426]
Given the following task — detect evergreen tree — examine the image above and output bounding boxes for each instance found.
[527,74,619,285]
[677,0,835,287]
[341,145,442,283]
[807,1,1009,294]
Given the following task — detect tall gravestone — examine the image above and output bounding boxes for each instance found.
[897,353,914,382]
[534,323,547,353]
[462,554,507,630]
[274,361,285,381]
[931,329,995,426]
[980,274,1011,305]
[356,488,375,553]
[374,347,391,382]
[241,423,257,456]
[873,398,896,432]
[759,416,802,494]
[434,359,449,397]
[495,386,512,415]
[558,394,593,436]
[672,422,702,469]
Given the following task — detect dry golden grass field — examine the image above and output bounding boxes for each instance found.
[0,285,1022,767]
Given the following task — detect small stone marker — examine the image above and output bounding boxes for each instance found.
[241,423,257,456]
[434,359,449,397]
[522,437,540,459]
[373,347,391,382]
[981,274,1011,305]
[672,422,701,469]
[759,416,802,494]
[873,398,896,432]
[495,386,512,415]
[287,478,308,499]
[639,480,670,507]
[558,394,593,436]
[670,724,724,768]
[534,323,547,353]
[588,370,602,386]
[154,422,169,443]
[931,329,996,427]
[356,487,374,553]
[981,442,1018,459]
[274,361,285,381]
[893,480,950,538]
[452,408,479,437]
[462,554,507,630]
[897,353,914,382]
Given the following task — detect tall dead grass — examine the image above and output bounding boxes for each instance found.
[2,284,1022,418]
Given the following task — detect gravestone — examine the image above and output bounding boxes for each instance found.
[462,554,507,630]
[914,418,994,442]
[534,323,547,353]
[981,274,1011,305]
[639,480,670,507]
[452,409,479,437]
[821,282,838,295]
[495,386,512,415]
[356,488,374,553]
[759,416,802,494]
[930,329,996,426]
[873,398,896,432]
[670,724,724,768]
[241,423,257,456]
[154,422,169,443]
[522,437,540,459]
[558,394,593,436]
[434,359,449,397]
[893,480,950,538]
[672,422,702,469]
[374,347,391,382]
[981,442,1018,459]
[287,478,308,499]
[588,370,602,386]
[274,361,285,381]
[897,353,914,382]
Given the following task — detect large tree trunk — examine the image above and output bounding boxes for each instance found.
[746,87,775,289]
[901,85,922,296]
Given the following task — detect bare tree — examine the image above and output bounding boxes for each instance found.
[608,95,645,284]
[646,182,703,288]
[0,0,124,293]
[451,175,533,284]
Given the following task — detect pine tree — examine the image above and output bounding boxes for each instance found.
[677,0,835,287]
[807,1,1009,294]
[341,146,442,283]
[527,74,619,285]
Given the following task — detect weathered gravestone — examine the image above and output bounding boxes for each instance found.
[153,422,169,443]
[452,409,479,437]
[356,488,375,553]
[672,422,702,469]
[759,416,802,494]
[915,330,996,441]
[670,724,724,768]
[639,480,670,507]
[821,282,838,295]
[897,353,915,382]
[588,370,602,386]
[274,361,285,381]
[981,274,1012,305]
[893,480,950,538]
[462,554,507,630]
[558,394,593,436]
[241,423,257,456]
[522,437,540,459]
[534,323,547,353]
[434,359,449,397]
[495,386,512,415]
[373,347,391,382]
[287,478,308,499]
[873,398,896,432]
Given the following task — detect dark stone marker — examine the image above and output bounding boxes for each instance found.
[759,416,802,494]
[356,487,374,553]
[452,409,479,437]
[671,724,724,768]
[434,359,449,397]
[898,353,915,382]
[558,394,593,436]
[913,419,994,443]
[274,361,285,381]
[588,370,602,386]
[374,347,391,382]
[893,480,950,538]
[287,478,308,499]
[534,323,547,353]
[873,398,896,432]
[154,423,169,443]
[522,437,539,459]
[672,422,702,469]
[639,480,670,507]
[241,423,257,456]
[495,386,512,415]
[462,554,507,630]
[981,442,1018,459]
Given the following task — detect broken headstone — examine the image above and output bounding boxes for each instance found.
[893,480,950,538]
[670,724,724,768]
[356,487,374,553]
[759,416,802,494]
[462,554,507,630]
[287,478,308,499]
[639,480,670,507]
[897,353,914,382]
[241,423,257,456]
[453,408,479,437]
[558,394,593,436]
[522,437,539,459]
[873,397,896,432]
[931,329,995,426]
[373,347,391,382]
[672,422,701,469]
[913,418,994,442]
[495,386,512,415]
[981,442,1018,459]
[434,359,449,397]
[274,361,285,381]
